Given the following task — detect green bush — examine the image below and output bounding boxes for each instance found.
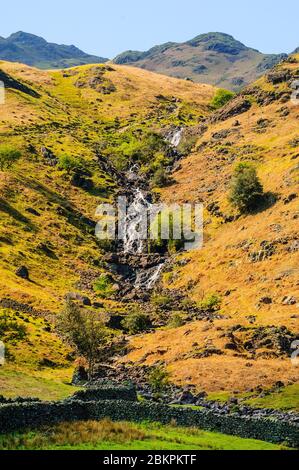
[151,294,171,308]
[199,294,222,312]
[0,145,21,171]
[229,162,264,213]
[58,155,87,174]
[151,168,171,188]
[149,210,186,254]
[211,89,235,110]
[121,312,151,335]
[167,313,185,329]
[148,366,170,393]
[0,313,27,341]
[93,275,115,299]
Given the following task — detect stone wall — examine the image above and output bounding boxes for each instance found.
[0,400,298,448]
[70,385,137,402]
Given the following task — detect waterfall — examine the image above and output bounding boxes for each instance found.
[121,184,165,290]
[135,263,164,290]
[168,128,183,147]
[123,188,150,254]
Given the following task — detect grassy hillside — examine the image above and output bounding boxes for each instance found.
[114,32,287,91]
[122,56,299,398]
[0,60,214,397]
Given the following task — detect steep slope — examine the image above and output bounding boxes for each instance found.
[0,32,108,68]
[114,33,287,91]
[0,60,214,395]
[122,56,299,396]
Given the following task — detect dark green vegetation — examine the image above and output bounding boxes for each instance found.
[0,419,285,450]
[229,162,264,213]
[57,301,109,380]
[113,32,287,91]
[148,366,170,393]
[0,145,21,171]
[0,32,108,68]
[121,311,151,335]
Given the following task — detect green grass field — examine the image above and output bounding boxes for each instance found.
[0,420,288,450]
[0,366,79,401]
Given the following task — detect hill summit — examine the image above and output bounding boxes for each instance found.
[114,32,287,91]
[0,31,108,69]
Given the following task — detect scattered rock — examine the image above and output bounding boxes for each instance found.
[72,366,88,385]
[66,292,92,306]
[259,296,273,305]
[177,389,196,405]
[266,70,291,84]
[41,147,57,166]
[282,296,297,306]
[283,193,297,204]
[15,266,29,280]
[210,96,252,123]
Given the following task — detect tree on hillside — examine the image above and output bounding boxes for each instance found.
[210,88,235,109]
[0,145,21,171]
[57,300,108,380]
[148,366,170,394]
[229,162,264,213]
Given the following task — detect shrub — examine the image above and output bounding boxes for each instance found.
[121,312,151,335]
[148,366,170,393]
[93,275,115,299]
[58,155,87,174]
[167,313,185,329]
[211,89,235,109]
[0,145,21,171]
[0,312,27,341]
[151,168,171,188]
[151,294,171,308]
[199,294,222,312]
[149,210,186,254]
[229,162,264,213]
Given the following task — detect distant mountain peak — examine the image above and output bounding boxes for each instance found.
[114,32,287,91]
[0,31,108,69]
[185,32,253,54]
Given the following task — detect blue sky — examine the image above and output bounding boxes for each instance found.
[1,0,298,58]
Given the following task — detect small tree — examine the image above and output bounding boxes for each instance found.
[211,89,235,109]
[0,145,21,171]
[148,366,170,394]
[229,163,264,213]
[57,300,107,380]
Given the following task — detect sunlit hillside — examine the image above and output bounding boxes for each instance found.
[123,56,299,395]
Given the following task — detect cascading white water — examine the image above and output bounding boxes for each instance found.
[123,188,150,254]
[135,263,164,290]
[168,128,183,147]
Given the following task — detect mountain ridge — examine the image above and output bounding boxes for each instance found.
[114,32,288,91]
[0,31,108,69]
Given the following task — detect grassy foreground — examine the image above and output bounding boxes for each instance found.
[0,420,287,450]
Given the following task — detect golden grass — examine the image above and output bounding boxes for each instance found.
[122,319,299,392]
[0,419,146,449]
